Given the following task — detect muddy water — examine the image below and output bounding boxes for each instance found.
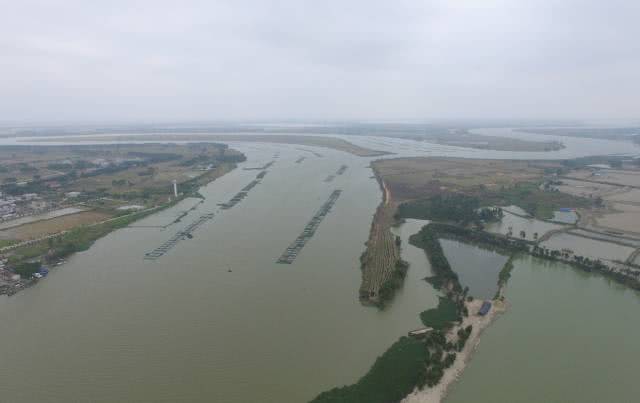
[446,255,640,403]
[0,130,638,402]
[440,239,508,300]
[0,146,441,403]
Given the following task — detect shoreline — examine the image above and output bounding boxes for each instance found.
[0,161,239,297]
[23,134,391,157]
[402,299,507,403]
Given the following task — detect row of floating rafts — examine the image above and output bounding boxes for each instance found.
[277,190,342,264]
[144,213,214,259]
[336,165,348,175]
[243,160,276,171]
[242,180,260,192]
[295,156,306,164]
[218,177,265,209]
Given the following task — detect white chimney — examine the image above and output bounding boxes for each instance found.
[172,180,178,197]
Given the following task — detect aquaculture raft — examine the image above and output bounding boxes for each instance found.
[324,165,348,182]
[144,213,214,260]
[218,171,266,210]
[276,190,342,264]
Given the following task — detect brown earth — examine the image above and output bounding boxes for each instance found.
[2,211,112,241]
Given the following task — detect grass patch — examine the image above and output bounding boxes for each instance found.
[0,239,17,248]
[310,336,427,403]
[420,297,461,330]
[13,261,41,278]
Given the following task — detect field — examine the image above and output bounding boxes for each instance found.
[2,211,112,241]
[556,168,640,236]
[359,157,596,307]
[372,158,550,202]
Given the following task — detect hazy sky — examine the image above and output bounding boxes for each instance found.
[1,0,639,123]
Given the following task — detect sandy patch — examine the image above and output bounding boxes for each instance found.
[401,299,506,403]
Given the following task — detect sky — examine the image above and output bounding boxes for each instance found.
[1,0,639,123]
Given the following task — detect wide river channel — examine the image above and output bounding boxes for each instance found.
[0,130,639,402]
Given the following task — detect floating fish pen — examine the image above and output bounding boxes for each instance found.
[324,166,348,182]
[144,213,215,260]
[256,171,268,179]
[243,160,275,171]
[277,190,342,264]
[218,179,262,210]
[295,157,306,164]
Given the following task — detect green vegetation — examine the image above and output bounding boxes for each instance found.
[311,337,427,403]
[8,204,169,267]
[13,261,41,278]
[0,239,17,248]
[420,297,460,330]
[377,259,409,308]
[427,222,529,255]
[397,194,503,225]
[480,182,591,219]
[497,255,516,287]
[409,224,461,292]
[494,254,517,299]
[530,245,640,291]
[397,182,591,222]
[316,223,488,402]
[312,325,477,402]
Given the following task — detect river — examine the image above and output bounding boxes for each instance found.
[0,130,639,402]
[0,145,440,402]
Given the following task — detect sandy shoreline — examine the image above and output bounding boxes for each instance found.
[401,299,507,403]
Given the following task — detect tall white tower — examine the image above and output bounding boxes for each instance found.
[172,180,178,197]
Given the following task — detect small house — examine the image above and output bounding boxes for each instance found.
[478,301,492,316]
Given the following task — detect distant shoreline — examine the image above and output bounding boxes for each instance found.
[23,133,391,157]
